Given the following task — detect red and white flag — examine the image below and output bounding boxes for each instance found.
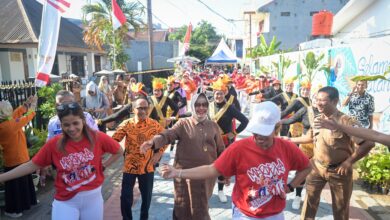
[112,0,126,30]
[183,23,192,53]
[35,0,70,87]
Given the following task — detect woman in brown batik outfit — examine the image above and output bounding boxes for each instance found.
[141,93,225,220]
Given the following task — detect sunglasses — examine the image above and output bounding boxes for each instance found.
[194,102,208,108]
[56,102,80,112]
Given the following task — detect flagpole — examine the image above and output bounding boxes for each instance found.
[113,27,116,70]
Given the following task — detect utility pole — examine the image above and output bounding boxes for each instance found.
[244,11,256,51]
[147,0,154,70]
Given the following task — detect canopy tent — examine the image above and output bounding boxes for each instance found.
[206,39,238,64]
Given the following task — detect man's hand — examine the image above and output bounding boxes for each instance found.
[159,164,178,179]
[336,159,352,175]
[314,117,338,130]
[140,140,153,154]
[224,177,231,186]
[151,152,162,165]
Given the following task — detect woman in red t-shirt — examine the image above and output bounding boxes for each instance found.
[0,102,123,220]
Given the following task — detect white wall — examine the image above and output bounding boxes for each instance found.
[9,52,25,81]
[0,52,10,81]
[336,0,390,39]
[57,54,67,74]
[26,48,37,78]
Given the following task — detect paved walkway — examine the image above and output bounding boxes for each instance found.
[103,129,376,220]
[0,131,385,220]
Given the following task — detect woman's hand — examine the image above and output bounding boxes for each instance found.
[140,140,153,154]
[159,164,178,179]
[227,132,235,140]
[28,95,38,111]
[151,152,162,165]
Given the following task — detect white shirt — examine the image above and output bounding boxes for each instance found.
[47,112,98,141]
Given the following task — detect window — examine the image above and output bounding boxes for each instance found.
[258,20,264,33]
[281,12,290,17]
[71,55,85,76]
[310,11,318,16]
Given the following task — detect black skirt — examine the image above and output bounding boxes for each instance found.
[4,165,38,213]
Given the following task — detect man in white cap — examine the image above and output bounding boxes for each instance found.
[159,101,312,219]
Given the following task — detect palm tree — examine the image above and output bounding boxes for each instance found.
[82,0,144,68]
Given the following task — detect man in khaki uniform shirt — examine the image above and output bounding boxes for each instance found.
[290,86,374,220]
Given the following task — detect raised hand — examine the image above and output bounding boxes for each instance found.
[28,95,38,111]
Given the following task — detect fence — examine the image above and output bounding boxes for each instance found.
[0,77,75,130]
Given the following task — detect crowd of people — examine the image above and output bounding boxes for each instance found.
[0,65,388,220]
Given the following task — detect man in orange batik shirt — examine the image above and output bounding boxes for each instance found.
[112,97,167,220]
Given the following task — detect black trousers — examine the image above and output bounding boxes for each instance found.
[4,166,37,213]
[121,172,154,220]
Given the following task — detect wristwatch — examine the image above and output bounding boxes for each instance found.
[287,183,294,192]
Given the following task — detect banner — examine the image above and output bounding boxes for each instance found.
[35,0,70,87]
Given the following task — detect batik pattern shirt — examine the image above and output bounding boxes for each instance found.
[348,92,374,128]
[112,117,165,174]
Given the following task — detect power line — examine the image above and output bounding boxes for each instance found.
[165,0,188,18]
[195,0,232,24]
[135,0,171,28]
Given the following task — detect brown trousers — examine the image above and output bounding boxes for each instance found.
[173,177,216,220]
[301,160,353,220]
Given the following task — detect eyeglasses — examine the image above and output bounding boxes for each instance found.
[56,102,80,112]
[194,102,208,108]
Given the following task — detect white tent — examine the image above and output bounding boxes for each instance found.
[206,39,238,64]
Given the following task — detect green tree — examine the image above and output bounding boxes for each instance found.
[82,0,144,69]
[169,20,222,62]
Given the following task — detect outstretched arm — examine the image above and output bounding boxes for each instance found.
[315,118,390,146]
[0,161,41,182]
[100,104,132,124]
[160,164,220,180]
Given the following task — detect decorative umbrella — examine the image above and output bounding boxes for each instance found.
[167,55,201,63]
[95,69,113,76]
[112,69,126,74]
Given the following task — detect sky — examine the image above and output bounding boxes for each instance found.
[50,0,263,37]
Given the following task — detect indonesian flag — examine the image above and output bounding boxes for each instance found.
[112,0,126,30]
[183,23,192,53]
[35,0,71,87]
